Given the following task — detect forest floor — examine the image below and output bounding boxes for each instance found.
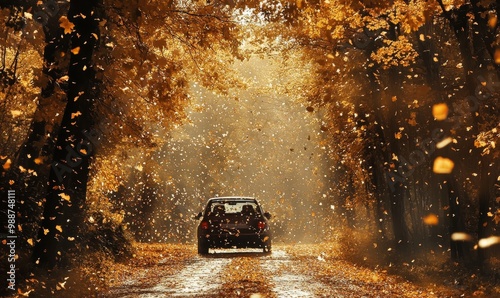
[101,242,500,297]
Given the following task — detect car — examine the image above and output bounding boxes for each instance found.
[194,196,272,254]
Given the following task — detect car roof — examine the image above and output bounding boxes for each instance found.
[207,196,257,203]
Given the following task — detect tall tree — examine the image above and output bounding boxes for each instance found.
[33,0,101,268]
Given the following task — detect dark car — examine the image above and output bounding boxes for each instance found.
[195,197,272,254]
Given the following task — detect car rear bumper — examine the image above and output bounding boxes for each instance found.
[198,231,271,248]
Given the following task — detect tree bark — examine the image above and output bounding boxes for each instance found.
[33,0,100,269]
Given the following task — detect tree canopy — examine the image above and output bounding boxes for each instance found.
[0,0,498,296]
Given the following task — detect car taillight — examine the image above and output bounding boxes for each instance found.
[201,221,209,230]
[257,221,266,229]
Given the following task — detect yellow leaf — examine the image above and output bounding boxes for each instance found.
[71,47,80,55]
[34,157,44,165]
[43,228,49,235]
[11,110,22,117]
[55,225,63,233]
[71,111,82,119]
[494,48,500,65]
[451,232,472,241]
[2,159,11,170]
[488,14,498,29]
[91,33,98,40]
[432,103,448,120]
[58,75,69,82]
[394,132,402,139]
[423,213,439,225]
[433,156,454,174]
[59,193,71,202]
[27,238,34,246]
[59,16,75,34]
[391,96,397,102]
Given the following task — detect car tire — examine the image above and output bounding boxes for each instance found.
[198,239,209,255]
[263,240,272,253]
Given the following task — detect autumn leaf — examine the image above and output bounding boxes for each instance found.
[71,47,81,55]
[59,16,75,34]
[55,225,63,233]
[451,232,472,241]
[432,103,448,120]
[494,48,500,65]
[423,214,438,225]
[58,75,69,83]
[59,193,71,202]
[71,111,82,119]
[2,159,11,170]
[433,156,454,174]
[436,137,453,149]
[11,110,22,117]
[27,238,34,246]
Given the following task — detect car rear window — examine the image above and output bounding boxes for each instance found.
[207,201,260,216]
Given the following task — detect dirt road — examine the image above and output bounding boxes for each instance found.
[104,243,465,297]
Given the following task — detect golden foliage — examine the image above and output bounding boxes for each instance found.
[59,16,75,34]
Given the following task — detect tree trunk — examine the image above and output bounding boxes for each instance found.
[33,0,100,269]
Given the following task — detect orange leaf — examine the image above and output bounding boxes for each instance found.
[433,157,454,174]
[71,47,81,55]
[423,214,439,225]
[432,103,448,120]
[59,16,75,34]
[59,193,71,202]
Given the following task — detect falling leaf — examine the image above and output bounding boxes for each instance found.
[71,111,82,119]
[71,47,81,55]
[27,238,34,246]
[58,75,69,83]
[394,132,402,139]
[433,157,454,174]
[68,237,75,241]
[478,236,500,248]
[451,232,472,241]
[423,213,439,225]
[11,110,22,117]
[34,157,44,165]
[91,33,99,40]
[436,137,453,149]
[432,103,448,120]
[43,229,49,235]
[489,14,498,29]
[59,16,75,34]
[3,159,11,170]
[419,34,425,41]
[59,193,71,202]
[55,225,63,233]
[391,96,397,102]
[495,49,500,65]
